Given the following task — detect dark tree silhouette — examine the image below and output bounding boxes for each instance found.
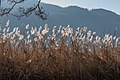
[0,0,47,20]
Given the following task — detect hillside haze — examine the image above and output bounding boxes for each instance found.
[1,3,120,36]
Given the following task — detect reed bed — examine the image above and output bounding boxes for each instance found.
[0,20,120,80]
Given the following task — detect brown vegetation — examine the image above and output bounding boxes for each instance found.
[0,23,120,80]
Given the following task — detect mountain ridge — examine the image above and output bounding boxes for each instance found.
[1,2,120,36]
[41,3,120,15]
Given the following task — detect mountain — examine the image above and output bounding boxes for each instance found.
[1,3,120,36]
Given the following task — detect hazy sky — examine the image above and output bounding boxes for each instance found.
[41,0,120,15]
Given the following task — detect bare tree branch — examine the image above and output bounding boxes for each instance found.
[0,0,47,20]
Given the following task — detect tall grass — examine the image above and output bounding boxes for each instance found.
[0,20,120,80]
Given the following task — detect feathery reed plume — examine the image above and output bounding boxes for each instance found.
[0,20,120,80]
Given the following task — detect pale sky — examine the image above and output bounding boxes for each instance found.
[41,0,120,15]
